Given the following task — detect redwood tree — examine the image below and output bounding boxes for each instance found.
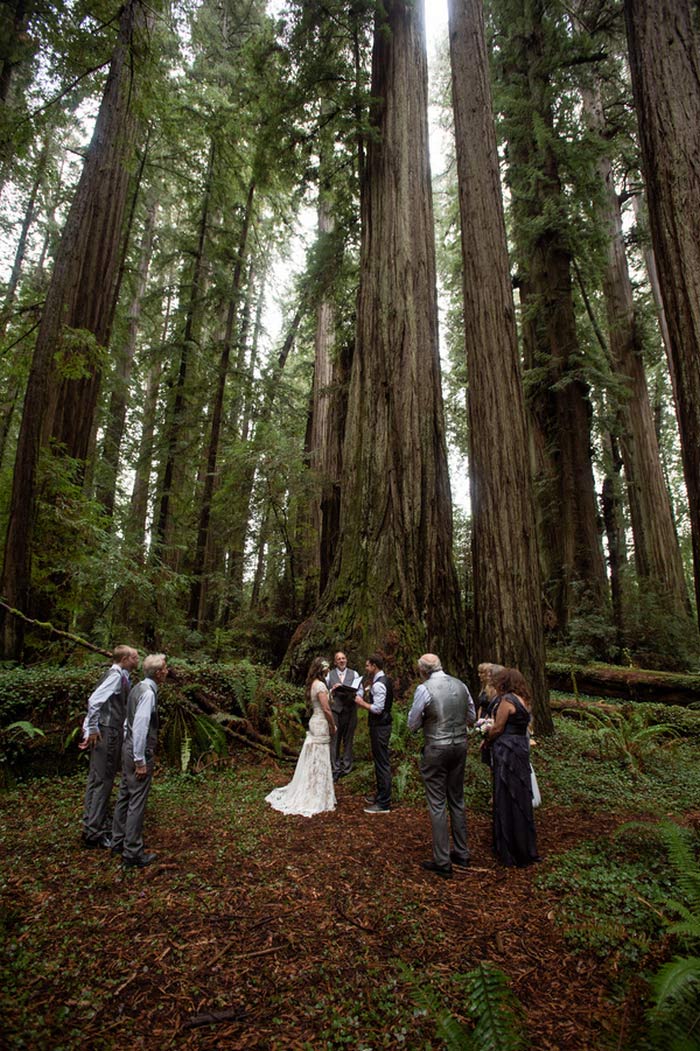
[287,0,464,678]
[447,0,551,731]
[624,0,700,623]
[0,0,153,658]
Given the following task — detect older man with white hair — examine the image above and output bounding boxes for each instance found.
[111,653,168,869]
[408,653,475,878]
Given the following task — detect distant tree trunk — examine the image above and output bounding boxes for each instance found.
[308,161,346,594]
[600,431,626,645]
[151,139,215,565]
[225,305,304,614]
[286,0,463,679]
[631,194,677,407]
[447,0,551,730]
[189,177,255,630]
[0,137,49,339]
[97,194,157,518]
[624,0,700,623]
[583,80,694,630]
[0,0,152,659]
[499,0,608,637]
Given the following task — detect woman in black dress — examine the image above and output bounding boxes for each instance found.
[482,667,540,867]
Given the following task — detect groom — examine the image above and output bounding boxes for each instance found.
[327,651,363,782]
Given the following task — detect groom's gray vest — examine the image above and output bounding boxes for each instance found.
[327,666,359,714]
[94,668,130,730]
[422,674,473,746]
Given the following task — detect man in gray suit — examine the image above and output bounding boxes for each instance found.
[80,644,139,847]
[408,653,475,878]
[111,653,168,869]
[327,651,363,781]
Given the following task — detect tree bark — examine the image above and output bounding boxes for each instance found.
[499,0,609,636]
[447,0,551,731]
[188,178,256,630]
[286,0,464,681]
[624,0,700,623]
[308,156,346,594]
[151,139,215,565]
[97,194,157,518]
[582,81,692,629]
[0,0,152,659]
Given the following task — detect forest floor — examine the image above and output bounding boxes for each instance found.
[0,738,681,1051]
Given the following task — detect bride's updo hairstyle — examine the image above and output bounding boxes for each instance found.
[492,667,532,707]
[305,656,330,699]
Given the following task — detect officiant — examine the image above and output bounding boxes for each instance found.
[327,651,364,781]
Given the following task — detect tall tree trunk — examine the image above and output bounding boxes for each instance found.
[0,0,152,659]
[286,0,464,679]
[447,0,551,731]
[600,430,626,647]
[151,139,215,565]
[499,0,608,637]
[97,194,157,518]
[188,177,255,629]
[624,0,700,623]
[308,160,346,593]
[0,136,49,339]
[43,2,150,463]
[583,80,694,632]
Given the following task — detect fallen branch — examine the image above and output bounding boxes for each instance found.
[0,601,112,656]
[183,1007,247,1030]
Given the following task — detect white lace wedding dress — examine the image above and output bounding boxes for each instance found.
[265,680,336,817]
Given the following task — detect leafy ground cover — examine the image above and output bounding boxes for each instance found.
[1,710,699,1050]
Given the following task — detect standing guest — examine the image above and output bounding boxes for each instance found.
[266,657,337,817]
[111,654,168,868]
[476,662,504,718]
[482,667,540,868]
[355,654,393,814]
[80,645,139,848]
[327,651,364,782]
[408,653,476,878]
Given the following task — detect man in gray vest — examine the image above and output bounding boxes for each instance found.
[81,644,139,847]
[111,653,168,868]
[408,653,475,878]
[327,651,364,781]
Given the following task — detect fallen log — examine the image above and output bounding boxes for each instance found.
[547,662,700,706]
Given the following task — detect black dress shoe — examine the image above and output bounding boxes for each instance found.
[110,844,123,856]
[421,861,452,878]
[450,851,471,869]
[122,853,157,869]
[82,834,112,849]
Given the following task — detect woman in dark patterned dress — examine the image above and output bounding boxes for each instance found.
[481,667,540,867]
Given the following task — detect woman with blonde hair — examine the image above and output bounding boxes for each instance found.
[265,657,337,817]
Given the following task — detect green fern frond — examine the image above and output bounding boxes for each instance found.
[399,963,473,1050]
[465,963,527,1051]
[650,956,700,1013]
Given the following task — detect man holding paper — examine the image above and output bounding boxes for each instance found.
[327,651,363,781]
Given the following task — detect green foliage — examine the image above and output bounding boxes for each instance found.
[533,710,700,815]
[404,961,527,1051]
[537,823,689,973]
[562,705,678,773]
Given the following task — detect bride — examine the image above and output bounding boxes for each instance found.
[265,657,337,817]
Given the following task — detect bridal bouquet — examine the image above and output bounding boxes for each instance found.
[470,717,493,738]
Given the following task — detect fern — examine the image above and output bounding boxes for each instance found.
[636,821,700,1050]
[463,963,527,1051]
[401,960,527,1050]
